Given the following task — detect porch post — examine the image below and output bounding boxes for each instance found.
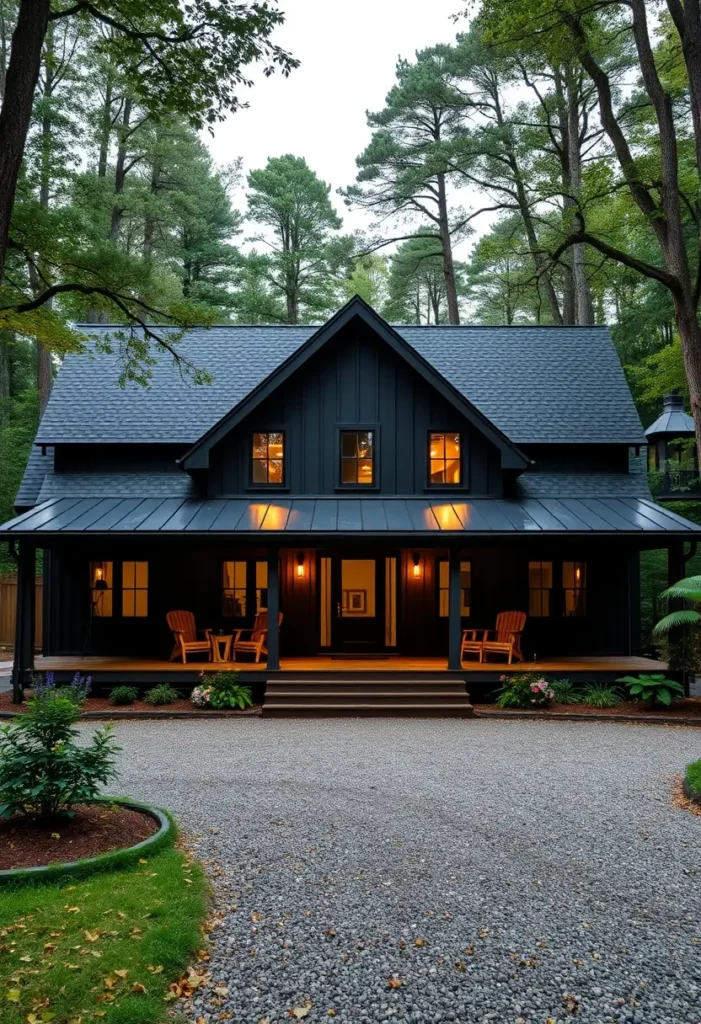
[11,540,36,704]
[448,546,462,670]
[267,547,280,671]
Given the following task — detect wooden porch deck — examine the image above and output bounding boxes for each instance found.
[35,654,666,675]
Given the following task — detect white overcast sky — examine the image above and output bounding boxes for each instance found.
[206,0,472,251]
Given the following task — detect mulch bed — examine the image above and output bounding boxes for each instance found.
[0,803,158,869]
[0,691,262,716]
[477,697,701,722]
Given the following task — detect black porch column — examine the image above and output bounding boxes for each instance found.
[267,547,280,671]
[448,546,462,670]
[11,540,36,704]
[668,539,686,593]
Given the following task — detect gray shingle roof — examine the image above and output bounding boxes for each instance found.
[516,453,650,499]
[15,446,53,508]
[35,322,644,447]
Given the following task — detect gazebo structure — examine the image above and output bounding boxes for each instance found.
[646,393,700,498]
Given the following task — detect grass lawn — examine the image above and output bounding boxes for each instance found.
[0,847,208,1024]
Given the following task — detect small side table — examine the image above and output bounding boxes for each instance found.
[210,634,233,663]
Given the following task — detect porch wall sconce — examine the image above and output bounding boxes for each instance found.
[296,553,306,579]
[412,553,422,579]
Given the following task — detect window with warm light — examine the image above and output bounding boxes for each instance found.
[122,561,148,617]
[222,561,247,617]
[89,561,113,617]
[528,561,552,617]
[256,560,268,611]
[563,561,587,617]
[252,432,284,485]
[429,432,461,485]
[340,430,374,485]
[438,560,471,616]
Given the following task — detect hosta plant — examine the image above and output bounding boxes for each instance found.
[0,691,119,820]
[495,674,554,709]
[199,671,253,710]
[616,673,685,707]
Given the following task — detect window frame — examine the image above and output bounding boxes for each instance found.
[528,560,553,618]
[438,559,471,618]
[562,561,588,618]
[121,560,149,618]
[249,430,286,488]
[427,430,464,489]
[89,560,113,618]
[336,425,379,490]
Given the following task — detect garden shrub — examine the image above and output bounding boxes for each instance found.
[495,674,554,709]
[685,759,701,797]
[0,692,119,820]
[33,670,92,706]
[193,671,253,710]
[109,685,139,706]
[549,679,581,704]
[616,672,685,707]
[580,683,623,708]
[143,684,179,706]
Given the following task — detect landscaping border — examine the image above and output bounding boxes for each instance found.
[477,709,701,727]
[683,778,701,805]
[0,797,174,887]
[0,708,262,720]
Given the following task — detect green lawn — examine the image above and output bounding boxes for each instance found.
[0,848,208,1024]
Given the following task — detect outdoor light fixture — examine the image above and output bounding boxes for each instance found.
[296,553,305,579]
[412,553,421,579]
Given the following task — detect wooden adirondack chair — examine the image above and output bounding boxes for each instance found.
[232,611,283,663]
[166,610,212,663]
[480,610,526,664]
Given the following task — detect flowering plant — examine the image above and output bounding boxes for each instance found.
[190,686,213,708]
[32,670,92,706]
[495,673,555,709]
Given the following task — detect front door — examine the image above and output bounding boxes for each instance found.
[331,557,384,653]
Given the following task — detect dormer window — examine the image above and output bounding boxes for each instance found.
[429,432,461,485]
[252,432,284,485]
[340,430,374,485]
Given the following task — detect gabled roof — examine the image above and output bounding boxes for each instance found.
[179,297,528,471]
[34,312,645,448]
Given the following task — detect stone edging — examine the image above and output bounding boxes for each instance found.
[0,797,173,887]
[683,778,701,805]
[0,708,262,721]
[477,709,701,727]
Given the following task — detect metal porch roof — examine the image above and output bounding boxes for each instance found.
[0,496,697,537]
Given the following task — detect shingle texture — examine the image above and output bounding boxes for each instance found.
[516,453,651,499]
[35,322,645,446]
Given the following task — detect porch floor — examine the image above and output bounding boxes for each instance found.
[34,654,666,674]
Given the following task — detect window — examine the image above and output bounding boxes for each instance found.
[528,561,552,617]
[429,432,461,485]
[256,561,268,612]
[252,432,284,485]
[340,430,374,485]
[222,561,247,617]
[90,561,113,617]
[122,561,148,617]
[438,560,471,617]
[563,561,587,617]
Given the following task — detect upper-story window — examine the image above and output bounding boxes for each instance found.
[429,432,461,485]
[252,432,284,485]
[340,430,374,485]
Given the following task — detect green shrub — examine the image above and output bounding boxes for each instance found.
[109,685,140,706]
[494,673,554,709]
[686,759,701,797]
[0,692,120,820]
[580,683,623,709]
[33,670,92,706]
[143,684,180,706]
[616,672,685,707]
[549,679,581,704]
[198,670,253,710]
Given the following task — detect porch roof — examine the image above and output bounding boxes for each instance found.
[0,495,698,537]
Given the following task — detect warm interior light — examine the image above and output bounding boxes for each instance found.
[94,566,103,581]
[575,567,581,582]
[412,554,421,578]
[296,553,305,578]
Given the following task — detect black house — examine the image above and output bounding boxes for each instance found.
[2,298,699,703]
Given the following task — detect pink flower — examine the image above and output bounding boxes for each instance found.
[530,683,540,692]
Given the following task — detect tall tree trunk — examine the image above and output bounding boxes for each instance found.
[436,171,460,325]
[97,76,114,179]
[553,68,577,324]
[109,95,132,242]
[0,0,50,283]
[565,74,594,325]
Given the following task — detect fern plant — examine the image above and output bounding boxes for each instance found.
[654,575,701,634]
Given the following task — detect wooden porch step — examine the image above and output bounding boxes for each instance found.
[262,678,474,717]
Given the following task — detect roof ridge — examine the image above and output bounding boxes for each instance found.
[70,322,613,331]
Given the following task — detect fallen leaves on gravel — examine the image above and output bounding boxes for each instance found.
[563,993,580,1014]
[387,978,402,989]
[288,1000,312,1018]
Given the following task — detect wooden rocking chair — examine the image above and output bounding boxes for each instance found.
[166,610,212,664]
[480,610,526,664]
[232,610,283,663]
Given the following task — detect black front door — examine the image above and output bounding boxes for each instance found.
[331,557,385,653]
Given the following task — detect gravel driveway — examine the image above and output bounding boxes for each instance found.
[103,718,701,1024]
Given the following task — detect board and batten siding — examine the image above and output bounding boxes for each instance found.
[207,323,503,497]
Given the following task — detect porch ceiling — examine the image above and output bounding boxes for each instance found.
[1,495,698,537]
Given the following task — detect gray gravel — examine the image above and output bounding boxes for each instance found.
[99,718,701,1024]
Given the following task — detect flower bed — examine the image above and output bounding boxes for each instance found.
[478,697,701,721]
[0,691,262,716]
